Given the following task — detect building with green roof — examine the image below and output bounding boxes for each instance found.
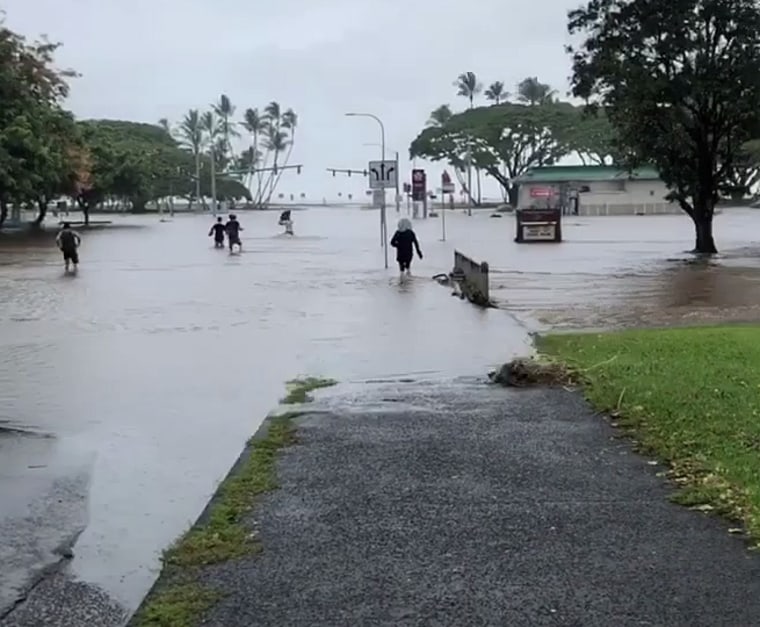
[513,165,678,216]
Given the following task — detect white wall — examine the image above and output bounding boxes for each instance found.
[517,179,679,215]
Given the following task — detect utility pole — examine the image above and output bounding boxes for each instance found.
[394,151,401,214]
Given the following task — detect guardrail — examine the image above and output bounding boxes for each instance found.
[452,251,491,307]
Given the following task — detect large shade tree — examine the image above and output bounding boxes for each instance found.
[410,102,578,205]
[0,22,83,227]
[568,0,760,253]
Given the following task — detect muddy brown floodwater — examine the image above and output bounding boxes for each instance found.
[2,206,760,624]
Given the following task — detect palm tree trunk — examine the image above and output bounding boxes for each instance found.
[267,129,296,205]
[193,150,201,211]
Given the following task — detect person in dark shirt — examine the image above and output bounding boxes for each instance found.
[55,222,81,273]
[208,217,226,248]
[225,214,244,252]
[390,218,422,277]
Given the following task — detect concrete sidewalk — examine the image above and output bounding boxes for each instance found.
[185,379,760,626]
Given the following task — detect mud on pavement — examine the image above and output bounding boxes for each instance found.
[137,378,760,627]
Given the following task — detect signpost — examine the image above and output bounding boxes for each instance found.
[440,170,455,241]
[372,189,384,208]
[411,169,427,219]
[368,159,397,266]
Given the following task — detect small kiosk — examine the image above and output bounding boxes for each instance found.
[515,208,562,243]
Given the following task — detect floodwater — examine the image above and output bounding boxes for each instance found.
[0,208,528,621]
[3,205,760,623]
[481,208,760,330]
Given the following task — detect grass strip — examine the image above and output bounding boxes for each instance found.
[281,376,338,404]
[132,376,336,626]
[539,325,760,543]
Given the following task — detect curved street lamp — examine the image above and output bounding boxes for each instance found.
[346,112,388,268]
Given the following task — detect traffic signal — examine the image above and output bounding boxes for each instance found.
[348,171,351,176]
[332,170,336,176]
[296,166,301,174]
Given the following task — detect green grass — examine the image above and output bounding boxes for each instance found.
[281,376,337,404]
[133,585,220,627]
[539,325,760,542]
[133,376,336,627]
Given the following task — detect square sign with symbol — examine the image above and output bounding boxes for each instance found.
[368,160,397,189]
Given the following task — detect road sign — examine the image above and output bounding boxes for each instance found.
[411,169,426,201]
[372,189,384,208]
[368,160,397,189]
[441,170,455,194]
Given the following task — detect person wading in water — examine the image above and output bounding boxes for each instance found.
[225,214,244,253]
[390,218,422,279]
[55,222,82,273]
[209,216,226,248]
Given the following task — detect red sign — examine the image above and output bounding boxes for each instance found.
[411,169,426,201]
[530,187,553,198]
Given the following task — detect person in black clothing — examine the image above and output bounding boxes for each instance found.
[208,217,226,248]
[390,218,422,277]
[225,214,244,252]
[55,222,81,273]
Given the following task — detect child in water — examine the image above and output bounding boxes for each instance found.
[225,214,244,252]
[390,218,422,278]
[55,222,81,273]
[209,217,226,248]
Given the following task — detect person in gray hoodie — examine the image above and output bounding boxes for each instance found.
[390,218,422,276]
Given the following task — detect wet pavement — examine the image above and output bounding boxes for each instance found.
[186,380,760,627]
[0,208,528,624]
[4,206,760,624]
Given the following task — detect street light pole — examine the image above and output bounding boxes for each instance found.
[346,112,388,269]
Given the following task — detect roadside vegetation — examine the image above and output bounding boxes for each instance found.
[539,325,760,543]
[131,377,336,627]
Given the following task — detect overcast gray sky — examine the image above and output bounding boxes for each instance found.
[5,0,581,201]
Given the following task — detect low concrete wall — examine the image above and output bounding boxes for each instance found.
[452,251,491,307]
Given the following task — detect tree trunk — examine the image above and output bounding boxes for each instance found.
[693,212,717,254]
[0,199,7,227]
[34,198,47,226]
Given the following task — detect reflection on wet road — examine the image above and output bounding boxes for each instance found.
[0,209,527,620]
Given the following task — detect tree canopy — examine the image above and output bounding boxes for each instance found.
[567,0,760,253]
[0,22,84,225]
[410,96,618,203]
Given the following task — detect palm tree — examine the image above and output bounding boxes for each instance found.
[454,71,482,209]
[266,108,298,204]
[201,111,221,209]
[516,77,556,105]
[485,81,507,104]
[242,107,266,198]
[158,118,171,133]
[177,109,203,209]
[213,94,238,167]
[427,104,453,127]
[454,71,482,108]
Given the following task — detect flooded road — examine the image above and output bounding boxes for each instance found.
[0,208,528,621]
[3,205,760,623]
[479,209,760,329]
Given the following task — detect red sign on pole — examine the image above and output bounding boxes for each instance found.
[411,169,426,201]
